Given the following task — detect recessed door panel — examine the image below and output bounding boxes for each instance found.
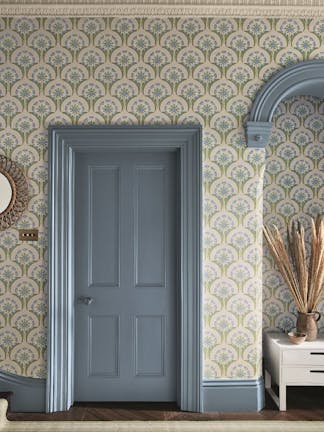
[88,315,119,377]
[135,167,165,288]
[75,151,177,402]
[89,166,120,288]
[135,315,165,376]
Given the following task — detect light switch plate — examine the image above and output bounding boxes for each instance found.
[19,229,38,241]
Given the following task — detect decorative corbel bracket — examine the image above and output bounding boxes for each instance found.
[245,122,273,149]
[245,60,324,149]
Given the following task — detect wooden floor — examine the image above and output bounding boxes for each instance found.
[7,387,324,422]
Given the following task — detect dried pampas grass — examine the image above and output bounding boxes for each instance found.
[263,215,324,313]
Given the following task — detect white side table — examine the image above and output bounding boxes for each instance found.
[263,331,324,411]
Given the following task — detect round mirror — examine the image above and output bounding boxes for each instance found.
[0,171,14,214]
[0,155,28,230]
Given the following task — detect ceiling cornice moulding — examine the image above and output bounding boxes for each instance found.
[0,0,324,17]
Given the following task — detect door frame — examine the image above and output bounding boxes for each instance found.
[47,125,202,413]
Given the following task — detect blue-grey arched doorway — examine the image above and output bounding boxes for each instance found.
[245,60,324,148]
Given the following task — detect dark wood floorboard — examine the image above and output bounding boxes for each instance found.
[7,387,324,421]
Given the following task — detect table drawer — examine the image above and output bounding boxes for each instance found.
[283,350,324,365]
[283,366,324,384]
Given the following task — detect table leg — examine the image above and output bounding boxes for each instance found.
[264,369,281,410]
[265,369,271,389]
[279,384,286,411]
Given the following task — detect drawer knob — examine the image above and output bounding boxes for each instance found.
[310,352,324,355]
[310,370,324,373]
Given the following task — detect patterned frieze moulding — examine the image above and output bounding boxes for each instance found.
[1,0,324,16]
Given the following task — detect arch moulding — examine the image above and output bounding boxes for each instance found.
[245,60,324,148]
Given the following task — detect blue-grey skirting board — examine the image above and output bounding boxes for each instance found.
[0,370,45,412]
[0,370,264,413]
[202,378,264,412]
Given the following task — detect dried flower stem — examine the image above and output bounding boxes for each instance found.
[263,215,324,313]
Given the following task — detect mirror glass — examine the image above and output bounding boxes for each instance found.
[0,171,13,213]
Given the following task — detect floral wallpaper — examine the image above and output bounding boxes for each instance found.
[263,95,324,332]
[0,16,323,380]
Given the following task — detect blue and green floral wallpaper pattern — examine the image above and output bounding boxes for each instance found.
[0,16,323,379]
[263,95,324,332]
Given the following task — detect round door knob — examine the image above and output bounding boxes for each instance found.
[77,296,94,305]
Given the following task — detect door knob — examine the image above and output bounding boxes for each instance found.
[77,296,94,305]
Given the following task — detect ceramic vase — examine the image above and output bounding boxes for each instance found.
[296,311,321,341]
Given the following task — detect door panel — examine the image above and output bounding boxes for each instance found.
[134,315,165,376]
[88,314,120,377]
[74,151,177,402]
[88,166,120,288]
[135,167,165,287]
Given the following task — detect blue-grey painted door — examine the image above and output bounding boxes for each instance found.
[74,150,177,401]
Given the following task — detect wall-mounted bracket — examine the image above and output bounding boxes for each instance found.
[245,122,272,149]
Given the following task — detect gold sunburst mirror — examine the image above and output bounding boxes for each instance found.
[0,155,28,230]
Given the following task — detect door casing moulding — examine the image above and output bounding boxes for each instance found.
[47,125,202,413]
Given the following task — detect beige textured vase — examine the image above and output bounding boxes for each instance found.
[296,311,321,341]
